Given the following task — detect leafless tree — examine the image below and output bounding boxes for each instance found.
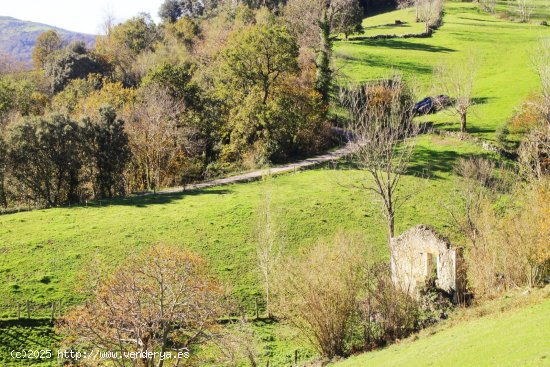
[339,77,419,241]
[255,175,283,319]
[125,86,186,192]
[443,157,495,248]
[417,0,443,33]
[284,0,360,49]
[532,37,550,124]
[518,124,550,180]
[99,5,117,36]
[519,38,550,180]
[433,56,478,133]
[396,0,422,22]
[274,233,364,358]
[479,0,496,13]
[215,319,260,367]
[58,244,224,367]
[516,0,534,22]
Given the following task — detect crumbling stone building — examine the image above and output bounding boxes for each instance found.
[390,225,466,301]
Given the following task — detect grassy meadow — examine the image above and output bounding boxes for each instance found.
[1,1,549,366]
[335,2,550,140]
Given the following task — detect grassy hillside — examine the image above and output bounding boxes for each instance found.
[0,134,491,313]
[0,16,95,64]
[334,289,550,367]
[335,2,550,140]
[0,2,547,366]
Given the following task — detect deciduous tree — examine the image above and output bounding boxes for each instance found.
[433,56,478,133]
[58,244,224,367]
[32,30,62,70]
[340,77,419,240]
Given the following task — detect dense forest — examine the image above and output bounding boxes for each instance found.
[0,0,378,209]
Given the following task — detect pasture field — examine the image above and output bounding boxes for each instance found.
[1,2,548,366]
[0,134,490,366]
[335,2,550,140]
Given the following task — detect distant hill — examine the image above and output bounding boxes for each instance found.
[0,16,96,67]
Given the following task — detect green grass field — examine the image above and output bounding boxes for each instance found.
[0,135,489,366]
[1,2,548,366]
[335,2,550,140]
[334,289,550,367]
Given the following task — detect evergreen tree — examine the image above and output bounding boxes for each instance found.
[82,106,131,198]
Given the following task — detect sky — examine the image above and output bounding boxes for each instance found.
[1,0,165,34]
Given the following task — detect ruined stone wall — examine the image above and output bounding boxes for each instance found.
[391,225,457,295]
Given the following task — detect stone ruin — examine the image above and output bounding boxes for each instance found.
[390,225,466,302]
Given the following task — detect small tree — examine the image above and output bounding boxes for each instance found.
[479,0,496,14]
[333,0,363,40]
[275,234,364,359]
[444,157,495,248]
[255,175,283,319]
[32,30,62,70]
[433,57,478,133]
[58,244,224,367]
[340,77,419,241]
[516,0,534,22]
[417,0,443,33]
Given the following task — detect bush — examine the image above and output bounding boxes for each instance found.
[454,157,496,188]
[518,122,550,180]
[359,264,453,350]
[274,234,364,359]
[466,181,550,298]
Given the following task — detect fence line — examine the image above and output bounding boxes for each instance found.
[0,300,65,321]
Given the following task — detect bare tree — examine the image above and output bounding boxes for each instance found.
[516,0,534,22]
[519,38,550,180]
[532,37,550,124]
[274,233,364,359]
[518,124,550,180]
[417,0,443,33]
[339,77,419,241]
[479,0,496,13]
[215,319,260,367]
[58,244,224,367]
[433,56,478,133]
[255,175,283,319]
[443,157,494,248]
[99,6,117,36]
[125,85,186,192]
[285,0,362,49]
[396,0,422,23]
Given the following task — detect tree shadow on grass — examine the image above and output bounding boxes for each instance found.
[86,188,233,209]
[353,38,456,53]
[337,52,433,77]
[407,146,492,179]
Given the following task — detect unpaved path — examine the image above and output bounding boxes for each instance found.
[153,140,353,195]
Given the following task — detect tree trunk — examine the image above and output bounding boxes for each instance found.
[460,112,467,132]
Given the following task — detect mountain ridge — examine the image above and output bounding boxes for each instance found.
[0,16,96,66]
